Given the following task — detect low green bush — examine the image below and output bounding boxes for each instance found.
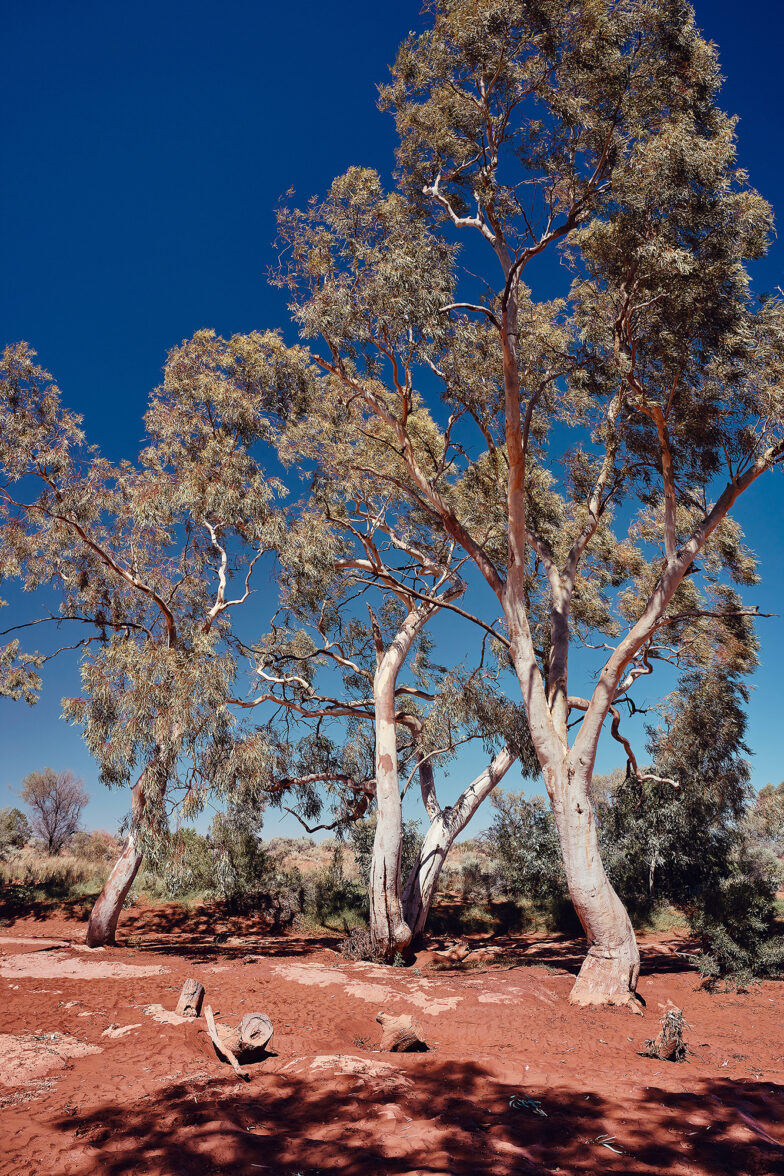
[690,844,784,990]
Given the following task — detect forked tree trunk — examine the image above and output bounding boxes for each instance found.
[549,760,641,1009]
[504,598,641,1009]
[85,776,146,948]
[403,748,515,943]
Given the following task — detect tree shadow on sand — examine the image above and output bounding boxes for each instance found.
[52,1056,783,1176]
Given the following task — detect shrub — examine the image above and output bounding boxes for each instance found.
[340,927,384,962]
[68,830,122,863]
[484,791,571,930]
[0,807,30,859]
[309,842,366,929]
[690,843,784,989]
[349,815,422,891]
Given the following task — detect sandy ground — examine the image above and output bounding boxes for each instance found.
[0,905,782,1175]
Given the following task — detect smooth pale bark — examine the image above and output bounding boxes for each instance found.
[368,606,435,961]
[503,588,641,1008]
[85,776,145,948]
[403,747,515,943]
[370,688,411,960]
[547,759,640,1008]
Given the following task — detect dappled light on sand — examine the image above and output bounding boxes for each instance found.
[0,914,782,1174]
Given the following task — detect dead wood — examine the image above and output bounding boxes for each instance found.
[175,978,204,1018]
[639,1007,688,1062]
[238,1012,274,1053]
[204,1004,249,1081]
[376,1010,428,1052]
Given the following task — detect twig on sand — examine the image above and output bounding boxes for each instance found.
[204,1004,249,1081]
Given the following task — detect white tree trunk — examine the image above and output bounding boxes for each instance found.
[85,776,145,948]
[403,747,515,942]
[367,605,441,961]
[369,677,411,961]
[549,759,641,1008]
[503,596,641,1009]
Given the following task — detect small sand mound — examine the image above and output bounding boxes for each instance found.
[283,1054,414,1092]
[0,936,71,951]
[0,1033,102,1087]
[0,951,166,980]
[143,1003,192,1026]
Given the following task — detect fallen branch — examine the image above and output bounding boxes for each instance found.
[204,1004,249,1081]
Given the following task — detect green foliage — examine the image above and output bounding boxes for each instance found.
[590,671,755,919]
[310,842,366,929]
[0,807,30,858]
[485,791,582,933]
[349,815,423,892]
[0,336,294,847]
[689,843,784,991]
[746,782,784,857]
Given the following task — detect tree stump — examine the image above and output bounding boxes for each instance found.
[175,978,205,1018]
[376,1011,428,1052]
[639,1007,688,1062]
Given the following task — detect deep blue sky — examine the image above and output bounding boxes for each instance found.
[2,1,782,837]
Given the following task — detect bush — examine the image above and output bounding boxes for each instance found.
[340,927,384,962]
[207,810,305,927]
[0,807,30,859]
[484,791,575,931]
[68,830,122,863]
[349,815,422,891]
[309,842,366,929]
[690,843,784,989]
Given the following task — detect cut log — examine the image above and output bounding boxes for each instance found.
[204,1004,249,1081]
[238,1013,274,1053]
[376,1010,428,1053]
[175,978,205,1018]
[639,1007,688,1062]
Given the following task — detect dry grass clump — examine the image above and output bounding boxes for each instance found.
[0,835,121,902]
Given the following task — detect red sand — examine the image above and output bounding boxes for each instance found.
[0,904,782,1175]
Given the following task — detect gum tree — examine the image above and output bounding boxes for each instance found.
[0,338,291,945]
[270,0,784,1006]
[234,455,533,957]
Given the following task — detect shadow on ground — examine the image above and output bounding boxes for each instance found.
[52,1057,784,1176]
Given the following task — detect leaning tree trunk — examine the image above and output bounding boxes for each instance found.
[85,775,146,948]
[403,747,515,943]
[549,759,641,1009]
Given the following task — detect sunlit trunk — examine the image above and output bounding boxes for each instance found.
[368,662,412,961]
[85,776,145,948]
[504,600,640,1009]
[403,748,515,943]
[549,758,641,1009]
